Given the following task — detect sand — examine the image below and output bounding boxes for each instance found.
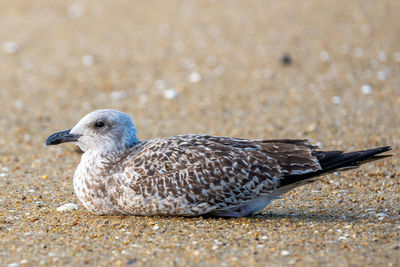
[0,0,399,266]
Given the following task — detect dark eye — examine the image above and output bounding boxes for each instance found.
[94,121,105,128]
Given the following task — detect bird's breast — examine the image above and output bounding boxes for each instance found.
[73,151,120,214]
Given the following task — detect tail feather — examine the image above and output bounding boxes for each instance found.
[278,146,392,189]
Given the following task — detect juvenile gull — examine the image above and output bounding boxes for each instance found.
[45,109,391,217]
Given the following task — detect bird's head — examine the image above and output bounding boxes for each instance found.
[45,109,139,153]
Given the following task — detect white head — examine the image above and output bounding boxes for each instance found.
[45,109,139,153]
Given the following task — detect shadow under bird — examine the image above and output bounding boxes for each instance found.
[45,109,392,217]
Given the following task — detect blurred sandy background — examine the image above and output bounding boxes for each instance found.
[0,0,399,266]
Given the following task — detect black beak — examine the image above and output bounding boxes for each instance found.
[45,129,81,146]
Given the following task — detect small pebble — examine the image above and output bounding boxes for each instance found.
[281,250,290,256]
[82,55,94,66]
[2,41,19,54]
[189,72,202,83]
[378,51,386,62]
[377,69,389,80]
[307,124,316,132]
[361,84,372,95]
[57,203,79,212]
[14,100,25,109]
[181,57,197,71]
[127,259,137,265]
[376,213,389,218]
[23,134,31,142]
[68,3,85,19]
[152,225,160,230]
[139,94,148,105]
[280,53,292,65]
[163,89,178,99]
[110,90,128,100]
[319,50,330,61]
[332,96,342,105]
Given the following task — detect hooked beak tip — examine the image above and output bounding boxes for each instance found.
[45,129,81,146]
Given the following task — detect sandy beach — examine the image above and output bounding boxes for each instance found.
[0,0,399,266]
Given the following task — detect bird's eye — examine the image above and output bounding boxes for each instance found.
[95,121,105,128]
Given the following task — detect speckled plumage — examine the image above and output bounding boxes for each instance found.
[45,109,391,217]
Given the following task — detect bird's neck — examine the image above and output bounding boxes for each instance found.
[82,139,139,158]
[82,149,124,164]
[82,140,144,165]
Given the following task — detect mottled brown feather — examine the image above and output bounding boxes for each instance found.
[120,135,321,215]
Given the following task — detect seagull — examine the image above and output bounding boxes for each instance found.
[45,109,391,217]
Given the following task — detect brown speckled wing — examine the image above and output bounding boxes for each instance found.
[123,135,321,214]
